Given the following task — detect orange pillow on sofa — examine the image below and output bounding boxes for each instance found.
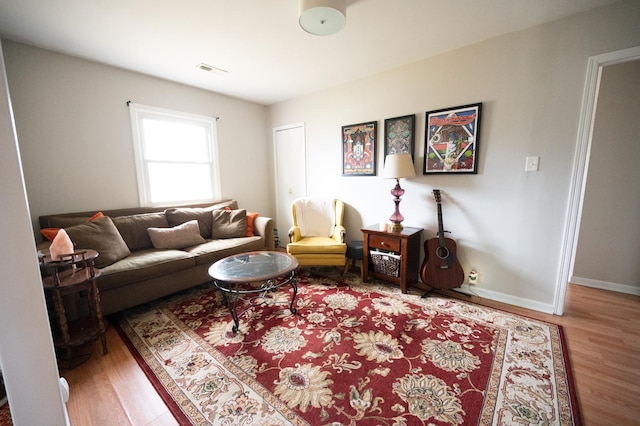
[40,228,60,241]
[246,212,259,237]
[40,212,105,241]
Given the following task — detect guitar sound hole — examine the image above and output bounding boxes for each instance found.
[436,246,450,260]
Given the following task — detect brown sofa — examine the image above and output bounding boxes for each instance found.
[37,200,275,316]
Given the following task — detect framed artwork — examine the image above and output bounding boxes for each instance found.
[384,114,415,159]
[423,103,482,174]
[342,121,377,176]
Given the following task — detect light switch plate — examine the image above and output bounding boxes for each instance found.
[525,156,540,172]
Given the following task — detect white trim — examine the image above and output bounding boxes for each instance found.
[570,276,640,296]
[554,46,640,315]
[456,284,556,314]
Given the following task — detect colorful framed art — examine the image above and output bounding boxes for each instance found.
[423,103,482,174]
[384,114,415,159]
[342,121,377,176]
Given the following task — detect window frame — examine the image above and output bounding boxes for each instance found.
[128,103,221,206]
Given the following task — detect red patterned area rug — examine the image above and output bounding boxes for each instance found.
[0,402,10,426]
[115,271,581,425]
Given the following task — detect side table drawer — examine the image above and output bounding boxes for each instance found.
[369,235,401,252]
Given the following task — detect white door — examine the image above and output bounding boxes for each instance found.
[274,123,307,247]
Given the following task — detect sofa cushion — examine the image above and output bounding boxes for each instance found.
[185,236,265,266]
[212,209,247,239]
[164,201,239,239]
[65,216,131,268]
[113,212,169,251]
[165,207,214,239]
[148,220,206,249]
[97,249,196,291]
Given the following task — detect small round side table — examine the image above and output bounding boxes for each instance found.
[40,249,108,368]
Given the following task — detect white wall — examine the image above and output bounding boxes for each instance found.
[2,40,272,234]
[0,43,68,425]
[572,59,640,293]
[268,0,640,313]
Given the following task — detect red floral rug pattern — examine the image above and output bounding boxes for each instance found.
[0,402,10,426]
[115,271,580,425]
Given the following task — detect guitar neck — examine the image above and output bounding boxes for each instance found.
[437,201,446,246]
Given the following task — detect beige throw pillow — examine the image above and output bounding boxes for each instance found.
[211,209,247,239]
[147,220,206,249]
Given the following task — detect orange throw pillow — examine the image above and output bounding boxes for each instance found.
[246,212,259,237]
[88,211,104,221]
[40,228,60,241]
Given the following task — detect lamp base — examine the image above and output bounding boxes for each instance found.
[389,222,403,233]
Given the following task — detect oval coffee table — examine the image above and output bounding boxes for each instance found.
[208,251,299,333]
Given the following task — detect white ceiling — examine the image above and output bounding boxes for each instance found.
[0,0,618,105]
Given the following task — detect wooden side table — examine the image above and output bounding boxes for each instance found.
[361,225,423,294]
[40,249,108,368]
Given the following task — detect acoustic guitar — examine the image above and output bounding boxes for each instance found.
[420,189,464,289]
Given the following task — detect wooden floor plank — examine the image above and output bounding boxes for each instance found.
[56,283,638,426]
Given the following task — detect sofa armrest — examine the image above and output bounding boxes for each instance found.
[253,216,275,251]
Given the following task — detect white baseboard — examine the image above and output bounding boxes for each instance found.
[570,276,640,296]
[453,284,556,314]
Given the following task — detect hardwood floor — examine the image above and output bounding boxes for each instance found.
[58,283,639,425]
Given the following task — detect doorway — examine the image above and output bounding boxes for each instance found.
[555,45,640,314]
[273,123,307,247]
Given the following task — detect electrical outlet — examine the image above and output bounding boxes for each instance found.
[525,156,540,172]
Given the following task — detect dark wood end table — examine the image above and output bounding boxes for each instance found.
[361,224,423,293]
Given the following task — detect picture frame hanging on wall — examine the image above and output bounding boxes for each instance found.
[384,114,415,159]
[342,121,377,176]
[423,103,482,174]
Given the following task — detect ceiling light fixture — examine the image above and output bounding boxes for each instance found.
[299,0,347,36]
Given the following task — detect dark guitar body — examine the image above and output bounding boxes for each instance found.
[421,237,465,290]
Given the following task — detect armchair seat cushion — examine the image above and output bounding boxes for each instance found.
[287,237,347,255]
[288,253,346,266]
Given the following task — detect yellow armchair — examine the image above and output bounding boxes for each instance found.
[286,198,347,267]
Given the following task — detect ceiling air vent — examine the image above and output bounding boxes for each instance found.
[196,63,228,74]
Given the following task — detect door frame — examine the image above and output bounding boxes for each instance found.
[554,45,640,315]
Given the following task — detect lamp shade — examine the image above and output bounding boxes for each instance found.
[382,154,416,179]
[299,0,346,36]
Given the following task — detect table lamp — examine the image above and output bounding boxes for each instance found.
[382,153,416,232]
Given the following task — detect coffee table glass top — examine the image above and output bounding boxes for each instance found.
[208,251,298,283]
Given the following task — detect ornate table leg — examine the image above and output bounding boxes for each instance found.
[218,280,241,334]
[90,281,108,355]
[288,271,298,314]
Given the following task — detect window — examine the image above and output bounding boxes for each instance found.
[129,103,221,206]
